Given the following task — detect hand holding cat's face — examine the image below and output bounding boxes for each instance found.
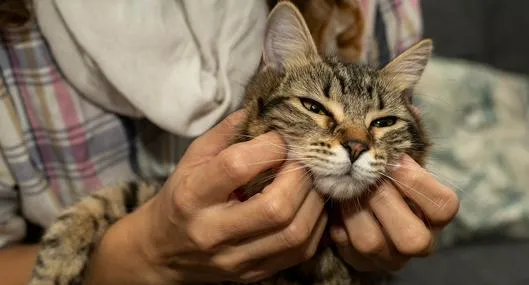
[120,111,327,284]
[329,154,459,272]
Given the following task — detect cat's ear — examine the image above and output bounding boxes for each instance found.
[382,39,433,92]
[263,1,320,71]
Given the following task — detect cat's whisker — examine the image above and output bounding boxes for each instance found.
[377,171,443,209]
[386,162,465,193]
[231,134,316,158]
[387,162,487,206]
[278,164,311,177]
[413,92,455,108]
[251,173,276,187]
[242,158,301,167]
[353,194,362,210]
[322,194,334,206]
[234,134,311,150]
[299,170,314,189]
[253,164,310,185]
[235,135,333,155]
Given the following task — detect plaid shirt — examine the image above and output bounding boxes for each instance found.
[0,0,422,246]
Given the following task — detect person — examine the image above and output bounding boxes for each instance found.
[0,1,459,284]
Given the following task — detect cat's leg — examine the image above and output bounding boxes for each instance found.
[28,181,160,285]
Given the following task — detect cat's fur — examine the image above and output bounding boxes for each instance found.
[29,2,432,285]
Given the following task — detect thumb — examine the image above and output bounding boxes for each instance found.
[181,110,246,164]
[183,131,287,207]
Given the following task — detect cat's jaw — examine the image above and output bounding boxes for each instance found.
[313,173,378,199]
[307,150,384,200]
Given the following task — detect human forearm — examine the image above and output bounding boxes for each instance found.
[83,203,172,285]
[0,244,39,285]
[84,202,174,285]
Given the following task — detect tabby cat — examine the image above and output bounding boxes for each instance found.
[29,2,432,285]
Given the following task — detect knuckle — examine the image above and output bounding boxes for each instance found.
[262,196,294,226]
[281,223,310,248]
[212,256,243,275]
[354,234,385,256]
[219,150,248,182]
[187,224,218,252]
[172,185,196,215]
[398,228,433,256]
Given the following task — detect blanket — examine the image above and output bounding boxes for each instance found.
[415,57,529,247]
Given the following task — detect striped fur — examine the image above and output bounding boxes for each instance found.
[29,3,431,285]
[29,181,161,285]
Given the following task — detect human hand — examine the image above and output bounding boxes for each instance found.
[329,155,459,272]
[128,110,326,284]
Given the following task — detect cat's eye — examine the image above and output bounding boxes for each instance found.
[371,116,398,128]
[300,98,327,115]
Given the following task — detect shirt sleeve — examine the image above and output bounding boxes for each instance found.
[363,0,424,66]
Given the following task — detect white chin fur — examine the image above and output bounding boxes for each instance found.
[310,151,382,200]
[313,172,378,199]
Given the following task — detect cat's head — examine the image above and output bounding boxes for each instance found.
[242,2,432,199]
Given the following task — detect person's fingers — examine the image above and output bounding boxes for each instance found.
[336,203,410,271]
[186,162,312,250]
[215,190,324,263]
[368,182,434,257]
[390,155,459,226]
[330,223,410,271]
[236,210,328,283]
[182,110,246,161]
[340,203,387,258]
[181,131,287,207]
[329,225,380,272]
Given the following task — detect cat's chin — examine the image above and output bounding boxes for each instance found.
[313,172,379,200]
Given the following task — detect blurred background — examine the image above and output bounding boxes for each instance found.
[423,0,529,75]
[392,1,529,284]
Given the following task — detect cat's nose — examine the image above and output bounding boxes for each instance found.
[342,140,368,163]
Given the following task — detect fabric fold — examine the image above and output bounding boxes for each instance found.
[35,0,268,137]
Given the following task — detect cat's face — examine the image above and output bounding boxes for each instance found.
[242,2,431,199]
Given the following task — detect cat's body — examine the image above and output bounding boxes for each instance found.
[29,2,432,285]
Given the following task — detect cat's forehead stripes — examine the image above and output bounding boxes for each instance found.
[322,75,332,98]
[321,58,389,114]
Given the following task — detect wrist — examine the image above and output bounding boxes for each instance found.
[84,201,172,285]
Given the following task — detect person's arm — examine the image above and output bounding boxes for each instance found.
[0,245,39,285]
[82,202,170,285]
[29,111,326,285]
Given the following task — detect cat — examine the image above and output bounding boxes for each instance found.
[29,2,432,285]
